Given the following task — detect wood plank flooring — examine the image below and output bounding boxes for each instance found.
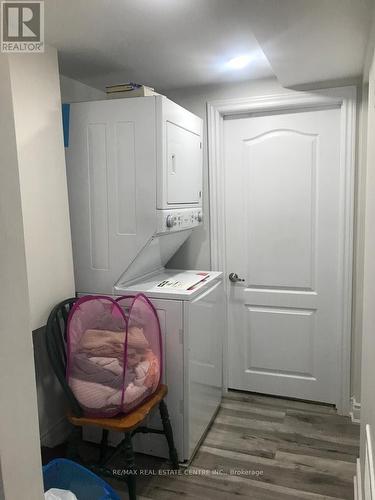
[108,391,360,500]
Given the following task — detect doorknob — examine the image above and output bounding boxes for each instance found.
[229,273,245,283]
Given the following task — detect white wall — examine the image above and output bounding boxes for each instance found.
[10,48,75,331]
[360,15,375,476]
[5,49,79,450]
[60,74,106,102]
[0,54,43,500]
[352,82,368,410]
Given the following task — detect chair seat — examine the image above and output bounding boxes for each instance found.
[68,384,168,432]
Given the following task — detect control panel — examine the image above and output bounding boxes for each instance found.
[157,208,203,233]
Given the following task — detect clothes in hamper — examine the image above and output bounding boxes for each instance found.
[69,327,160,415]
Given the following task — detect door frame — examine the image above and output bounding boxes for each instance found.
[207,87,356,414]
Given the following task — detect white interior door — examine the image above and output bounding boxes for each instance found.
[224,106,344,405]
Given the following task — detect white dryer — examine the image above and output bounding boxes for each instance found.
[65,95,204,296]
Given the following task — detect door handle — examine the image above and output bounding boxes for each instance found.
[229,273,245,283]
[171,153,176,174]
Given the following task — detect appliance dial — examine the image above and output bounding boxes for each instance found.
[197,211,203,223]
[166,215,174,228]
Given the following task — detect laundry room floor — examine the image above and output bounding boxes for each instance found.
[41,391,359,499]
[107,390,359,500]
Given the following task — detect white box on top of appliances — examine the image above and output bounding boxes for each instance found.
[118,270,224,463]
[66,95,203,296]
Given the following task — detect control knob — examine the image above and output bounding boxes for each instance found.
[166,215,175,228]
[197,212,203,223]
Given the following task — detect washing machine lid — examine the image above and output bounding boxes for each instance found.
[115,269,223,300]
[114,229,192,290]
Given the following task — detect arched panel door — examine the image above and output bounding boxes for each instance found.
[224,107,342,405]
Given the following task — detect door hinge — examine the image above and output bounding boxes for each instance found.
[200,142,202,149]
[179,328,183,344]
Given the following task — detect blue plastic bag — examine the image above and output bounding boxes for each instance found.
[43,459,120,500]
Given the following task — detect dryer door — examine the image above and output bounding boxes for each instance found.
[166,121,202,205]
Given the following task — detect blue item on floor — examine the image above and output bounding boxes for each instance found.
[43,459,120,500]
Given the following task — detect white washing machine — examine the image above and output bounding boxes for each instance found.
[81,269,224,463]
[115,269,224,463]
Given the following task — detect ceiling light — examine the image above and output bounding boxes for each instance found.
[227,55,252,70]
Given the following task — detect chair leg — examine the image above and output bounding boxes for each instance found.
[66,425,82,460]
[123,433,136,500]
[159,399,179,469]
[99,429,109,465]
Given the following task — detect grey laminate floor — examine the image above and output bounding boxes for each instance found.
[110,391,359,500]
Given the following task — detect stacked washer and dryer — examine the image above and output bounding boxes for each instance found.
[65,95,224,463]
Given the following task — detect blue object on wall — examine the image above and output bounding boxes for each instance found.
[62,103,70,147]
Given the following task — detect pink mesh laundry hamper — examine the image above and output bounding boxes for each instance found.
[66,294,162,417]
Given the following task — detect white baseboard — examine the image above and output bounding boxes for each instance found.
[355,458,362,500]
[40,416,72,448]
[350,397,361,423]
[364,424,375,499]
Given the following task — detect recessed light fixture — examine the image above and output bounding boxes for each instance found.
[227,54,252,69]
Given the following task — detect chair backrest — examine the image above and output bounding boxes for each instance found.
[45,297,83,417]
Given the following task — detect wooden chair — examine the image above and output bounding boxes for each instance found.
[45,298,179,500]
